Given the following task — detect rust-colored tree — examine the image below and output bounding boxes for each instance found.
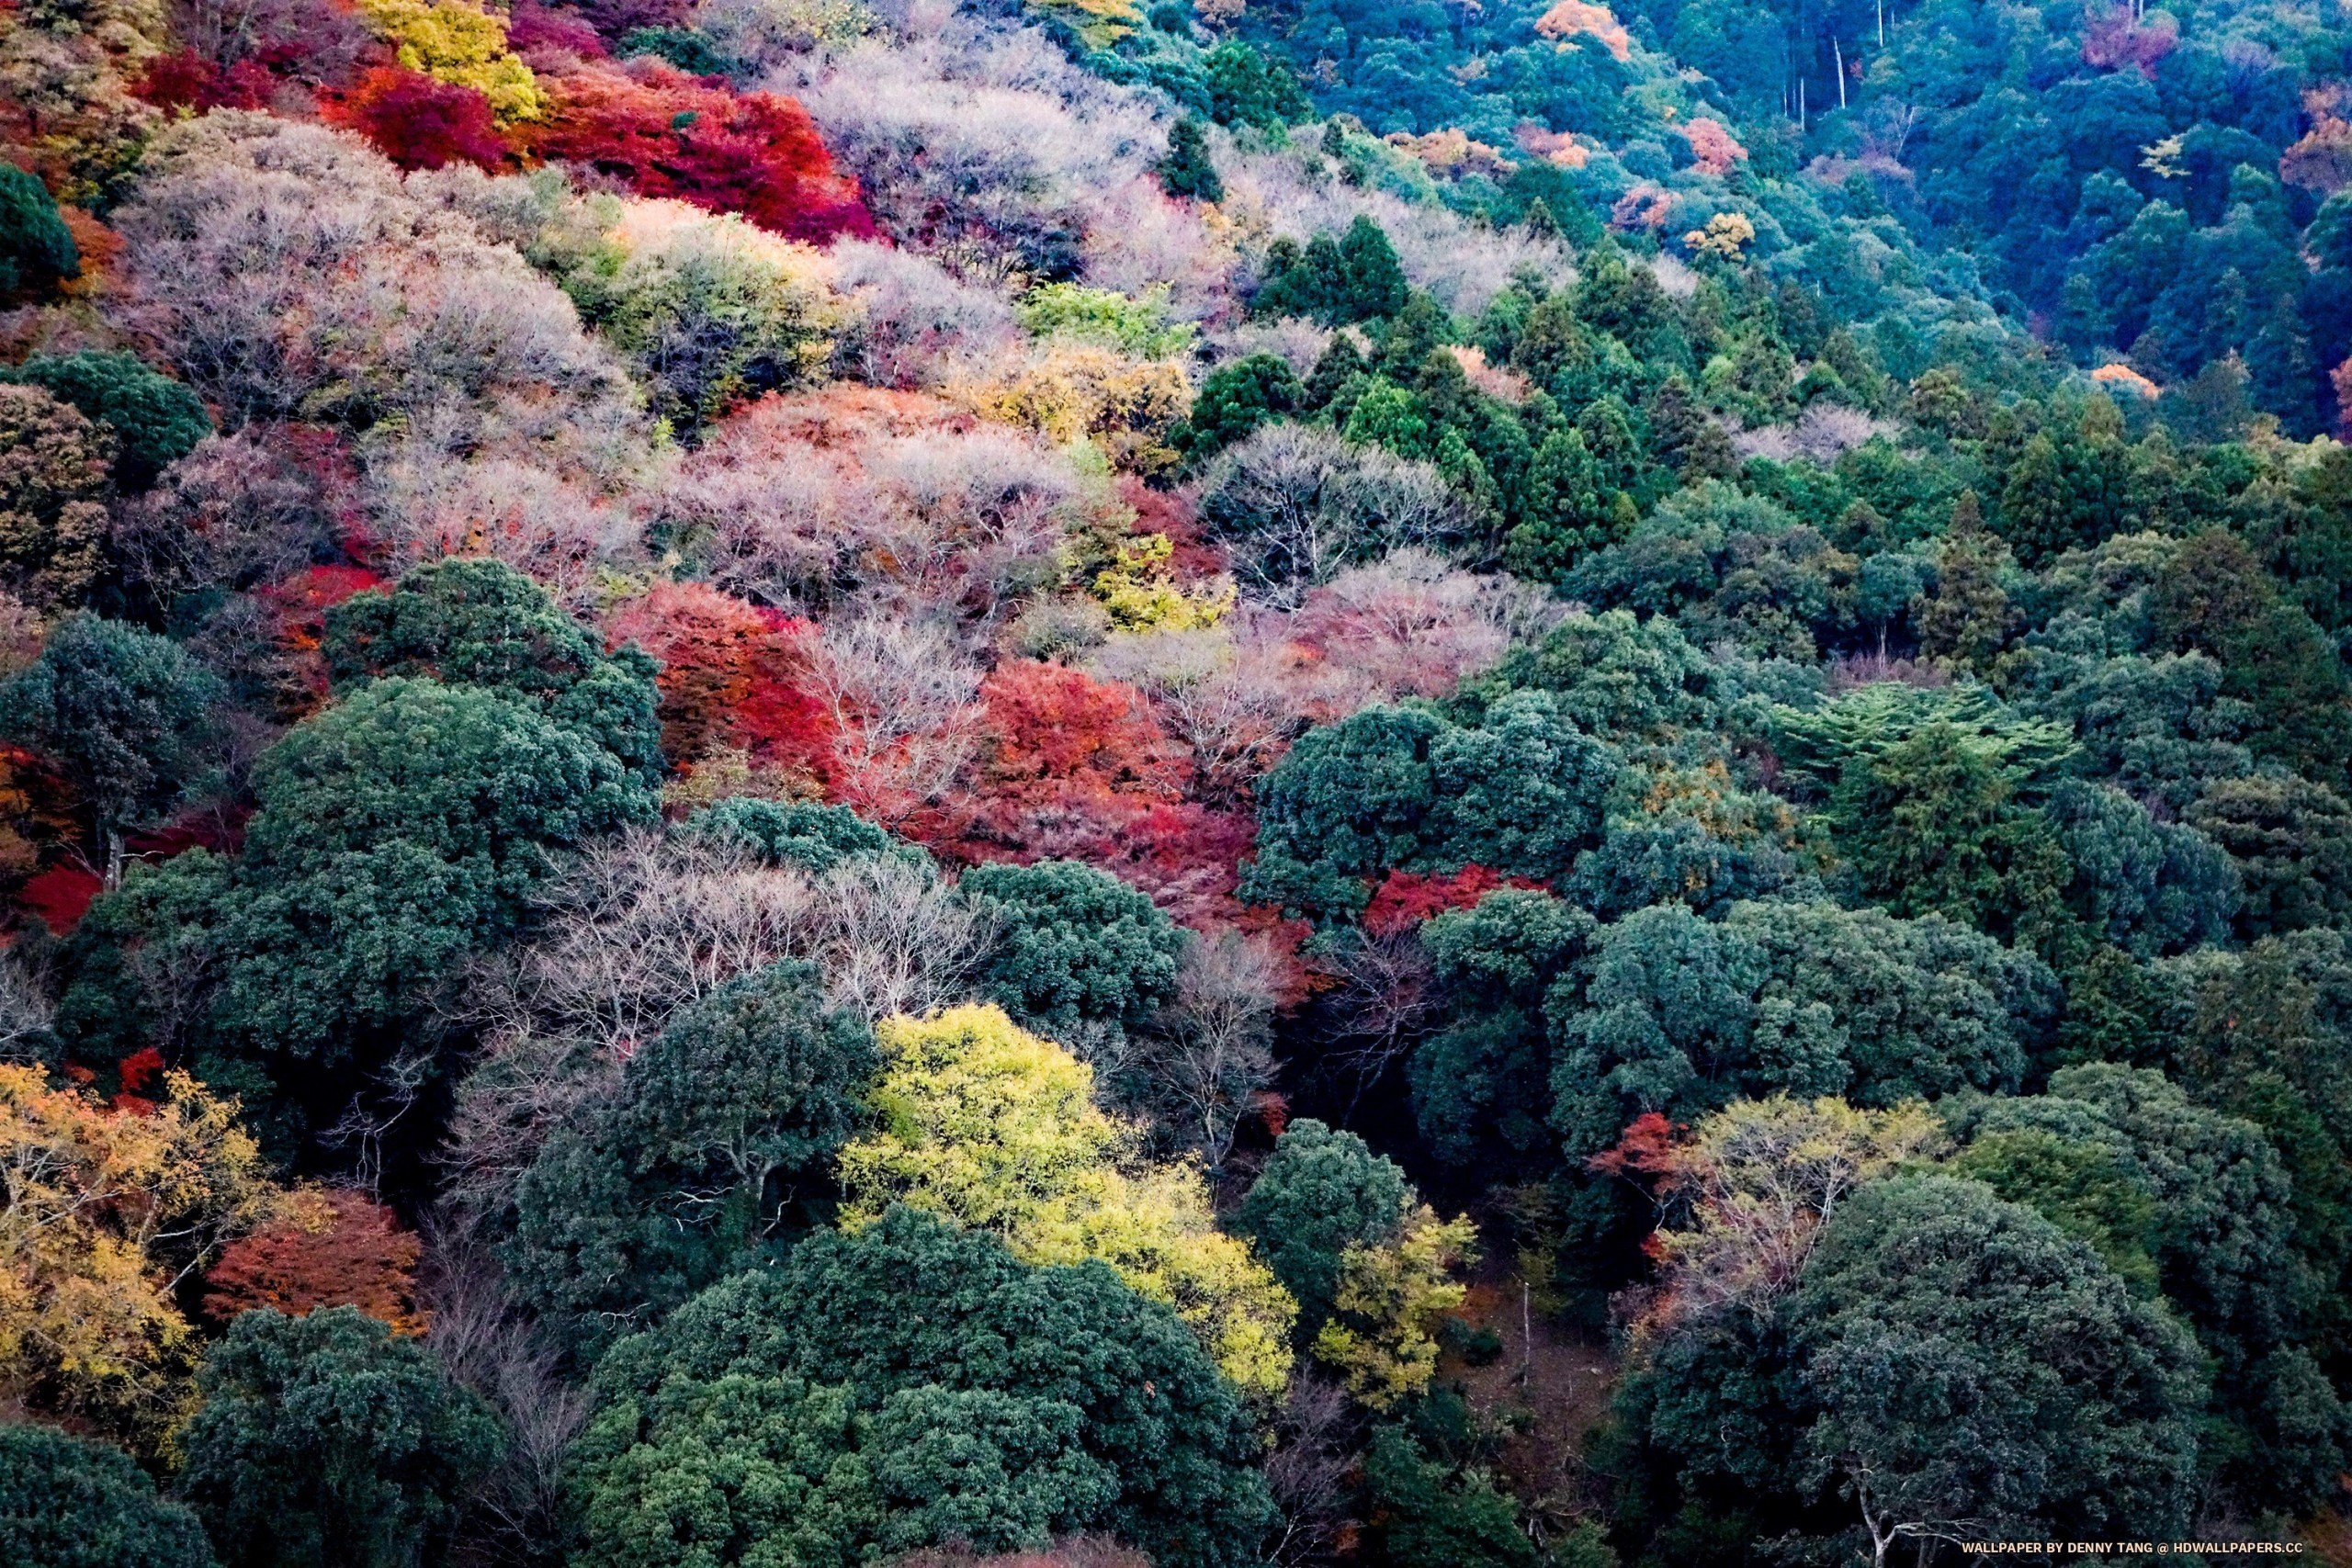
[201,1189,424,1335]
[518,59,873,242]
[603,581,833,788]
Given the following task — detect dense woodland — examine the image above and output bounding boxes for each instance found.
[2,0,2352,1562]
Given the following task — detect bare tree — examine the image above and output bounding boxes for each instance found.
[1140,929,1283,1172]
[1311,927,1437,1119]
[423,1229,593,1568]
[1262,1372,1360,1567]
[804,609,988,821]
[0,944,53,1065]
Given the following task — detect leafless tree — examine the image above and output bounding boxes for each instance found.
[805,609,989,818]
[423,1229,593,1568]
[0,945,52,1065]
[1198,425,1470,609]
[1139,929,1283,1172]
[1311,926,1437,1119]
[1262,1372,1361,1567]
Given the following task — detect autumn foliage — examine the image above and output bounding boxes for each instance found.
[202,1189,424,1335]
[1361,864,1537,938]
[604,581,832,783]
[518,59,873,242]
[927,661,1256,927]
[328,68,507,171]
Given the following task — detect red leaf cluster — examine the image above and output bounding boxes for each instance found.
[203,1189,424,1334]
[924,660,1257,929]
[505,1,610,59]
[133,50,279,112]
[17,864,99,936]
[605,581,834,782]
[1360,864,1538,938]
[519,59,874,242]
[1586,1111,1689,1187]
[328,67,508,172]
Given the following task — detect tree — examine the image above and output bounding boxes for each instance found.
[0,1065,274,1445]
[837,1004,1295,1396]
[505,959,876,1351]
[1309,1204,1477,1409]
[1182,354,1298,461]
[0,614,221,880]
[1910,493,2017,671]
[175,1306,504,1568]
[1233,1118,1409,1329]
[0,385,111,610]
[323,558,663,784]
[327,68,506,172]
[571,1209,1275,1568]
[1159,115,1223,201]
[958,860,1188,1046]
[1203,40,1308,129]
[211,678,657,1078]
[2187,772,2352,939]
[1504,428,1625,581]
[201,1189,424,1335]
[1793,1176,2205,1556]
[1361,1425,1538,1568]
[1550,900,2043,1169]
[0,164,79,300]
[1251,217,1408,326]
[1,352,211,491]
[1240,692,1617,921]
[0,1425,214,1568]
[517,60,873,243]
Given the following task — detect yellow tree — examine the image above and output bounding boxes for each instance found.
[840,1004,1296,1396]
[0,1066,277,1445]
[1309,1204,1478,1410]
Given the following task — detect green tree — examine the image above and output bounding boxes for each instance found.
[1182,353,1297,460]
[1793,1176,2205,1551]
[1414,888,1591,1170]
[0,164,78,299]
[323,558,663,783]
[175,1307,503,1568]
[1204,40,1308,129]
[1159,115,1224,201]
[1239,694,1617,920]
[1232,1117,1409,1331]
[680,795,925,874]
[571,1208,1274,1568]
[958,859,1187,1044]
[2186,772,2352,939]
[1551,900,2043,1168]
[506,959,877,1352]
[0,1426,214,1568]
[2,352,211,491]
[0,613,220,877]
[1361,1425,1536,1568]
[1252,217,1408,326]
[1909,491,2017,671]
[1505,429,1624,581]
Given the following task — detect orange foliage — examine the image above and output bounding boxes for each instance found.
[1680,118,1747,177]
[1611,182,1675,231]
[1585,1111,1689,1187]
[516,58,873,242]
[604,581,833,782]
[1512,122,1590,169]
[923,661,1256,930]
[202,1189,424,1334]
[1532,0,1630,59]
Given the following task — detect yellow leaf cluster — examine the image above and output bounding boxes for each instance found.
[842,1005,1297,1396]
[1309,1205,1478,1409]
[1682,210,1755,260]
[0,1066,277,1445]
[961,345,1191,478]
[1091,535,1234,633]
[356,0,545,123]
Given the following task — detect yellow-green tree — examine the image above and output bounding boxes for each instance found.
[1309,1204,1478,1409]
[840,1004,1296,1396]
[355,0,543,122]
[0,1066,277,1446]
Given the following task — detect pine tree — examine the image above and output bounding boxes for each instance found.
[1159,116,1223,202]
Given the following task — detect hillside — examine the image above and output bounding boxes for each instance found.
[1,0,2349,1563]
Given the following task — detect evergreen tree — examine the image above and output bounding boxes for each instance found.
[1159,115,1223,202]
